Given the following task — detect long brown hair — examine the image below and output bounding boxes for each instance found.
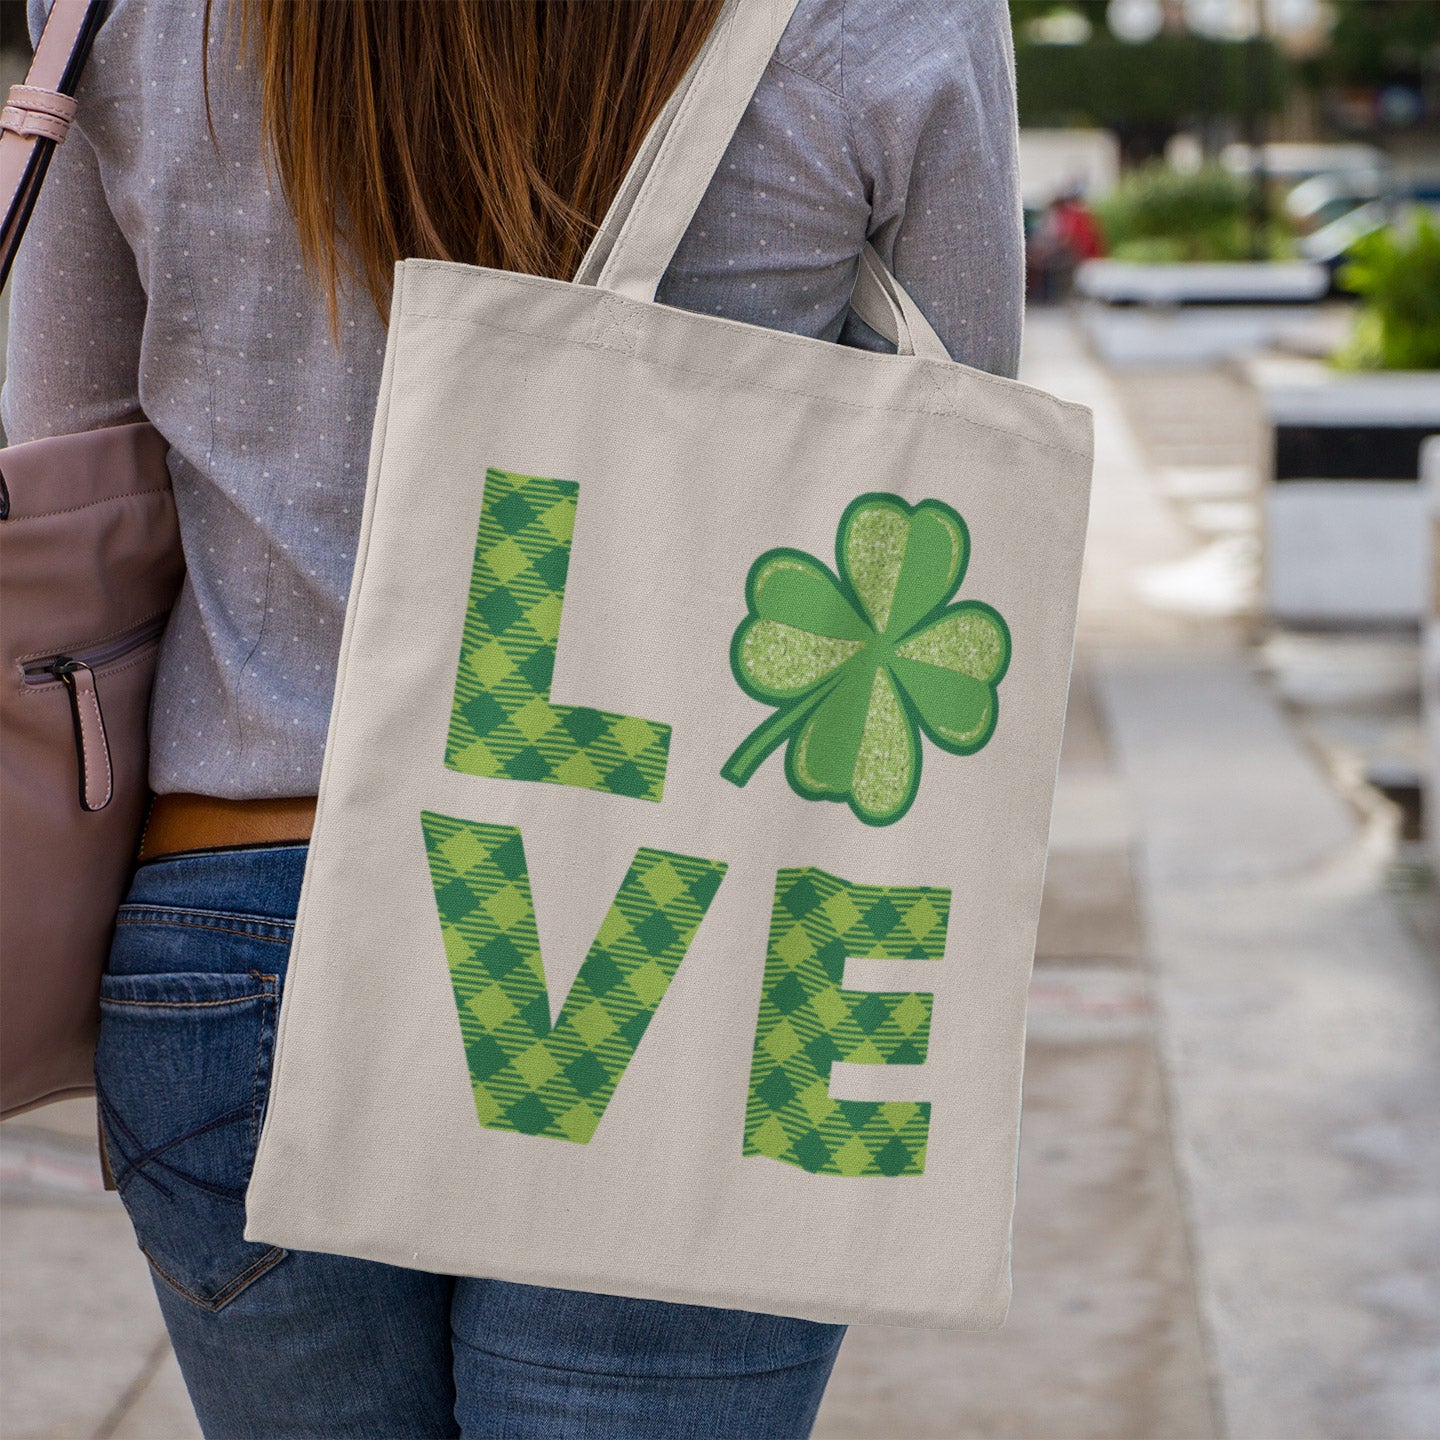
[204,1,725,333]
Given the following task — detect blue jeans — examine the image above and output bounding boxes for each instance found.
[95,842,844,1439]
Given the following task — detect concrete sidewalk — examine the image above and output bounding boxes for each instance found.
[1100,653,1440,1440]
[4,311,1437,1440]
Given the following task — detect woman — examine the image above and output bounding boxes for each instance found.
[3,0,1023,1434]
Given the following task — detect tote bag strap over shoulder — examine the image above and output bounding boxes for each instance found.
[572,0,952,362]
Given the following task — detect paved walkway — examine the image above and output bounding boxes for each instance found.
[4,311,1437,1439]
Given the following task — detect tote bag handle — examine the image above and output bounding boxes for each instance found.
[572,0,952,363]
[0,0,107,289]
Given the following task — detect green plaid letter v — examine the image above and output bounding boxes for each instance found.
[444,467,672,802]
[422,810,727,1144]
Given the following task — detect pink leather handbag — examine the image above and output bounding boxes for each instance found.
[0,0,185,1117]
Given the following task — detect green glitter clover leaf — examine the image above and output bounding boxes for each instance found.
[720,493,1011,827]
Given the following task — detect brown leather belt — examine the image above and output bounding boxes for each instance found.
[137,791,318,862]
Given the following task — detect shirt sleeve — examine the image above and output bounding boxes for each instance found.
[1,0,147,443]
[840,0,1024,378]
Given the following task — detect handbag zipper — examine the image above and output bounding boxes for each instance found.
[20,615,168,812]
[21,615,168,684]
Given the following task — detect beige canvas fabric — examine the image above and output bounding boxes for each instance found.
[244,0,1093,1329]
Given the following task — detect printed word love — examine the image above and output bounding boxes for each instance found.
[425,466,1004,1177]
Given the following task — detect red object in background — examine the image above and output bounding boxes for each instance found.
[1025,193,1106,302]
[1051,197,1106,261]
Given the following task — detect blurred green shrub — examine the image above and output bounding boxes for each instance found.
[1093,164,1294,262]
[1335,213,1440,371]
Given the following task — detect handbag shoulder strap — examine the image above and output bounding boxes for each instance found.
[573,0,950,362]
[0,0,107,288]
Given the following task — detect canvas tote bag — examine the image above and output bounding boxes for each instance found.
[244,0,1093,1329]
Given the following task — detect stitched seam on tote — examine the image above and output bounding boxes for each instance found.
[403,305,1086,456]
[585,292,639,357]
[404,262,1089,418]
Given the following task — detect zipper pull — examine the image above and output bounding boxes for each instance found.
[52,658,114,812]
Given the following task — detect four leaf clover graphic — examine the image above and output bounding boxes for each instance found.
[720,493,1010,826]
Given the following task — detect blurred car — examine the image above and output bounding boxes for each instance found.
[1298,192,1440,281]
[1284,170,1385,235]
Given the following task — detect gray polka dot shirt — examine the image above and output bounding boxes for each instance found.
[2,0,1023,799]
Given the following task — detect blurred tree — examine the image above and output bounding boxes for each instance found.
[1308,0,1440,88]
[1012,26,1289,163]
[1,0,35,57]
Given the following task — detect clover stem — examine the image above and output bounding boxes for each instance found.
[721,685,834,789]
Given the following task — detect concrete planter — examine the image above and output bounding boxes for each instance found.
[1252,365,1440,626]
[1077,261,1329,306]
[1076,261,1335,367]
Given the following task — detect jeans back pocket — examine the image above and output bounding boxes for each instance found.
[97,906,292,1311]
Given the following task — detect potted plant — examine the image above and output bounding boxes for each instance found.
[1334,211,1440,372]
